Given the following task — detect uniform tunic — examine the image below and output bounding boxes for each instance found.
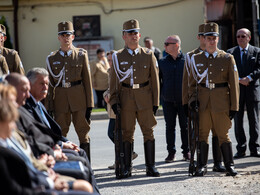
[0,54,9,75]
[0,46,24,74]
[188,49,239,144]
[109,47,159,142]
[182,47,201,105]
[183,47,219,137]
[47,47,94,143]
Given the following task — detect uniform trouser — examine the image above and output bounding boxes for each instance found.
[162,101,189,154]
[121,108,157,143]
[234,98,259,154]
[55,109,90,144]
[199,105,231,145]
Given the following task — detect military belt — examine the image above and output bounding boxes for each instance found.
[122,81,149,89]
[200,82,228,90]
[60,80,82,88]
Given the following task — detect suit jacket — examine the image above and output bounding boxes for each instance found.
[0,146,51,195]
[227,44,260,101]
[24,95,68,143]
[16,106,57,156]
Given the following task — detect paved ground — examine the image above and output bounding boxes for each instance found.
[67,112,260,195]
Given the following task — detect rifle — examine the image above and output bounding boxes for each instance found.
[188,85,200,176]
[114,104,125,179]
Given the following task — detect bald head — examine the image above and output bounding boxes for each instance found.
[236,28,251,49]
[5,73,30,106]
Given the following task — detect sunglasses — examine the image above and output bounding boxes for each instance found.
[164,42,176,46]
[236,35,246,38]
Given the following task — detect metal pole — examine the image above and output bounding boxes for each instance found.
[252,0,259,47]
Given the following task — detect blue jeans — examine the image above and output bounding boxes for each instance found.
[162,100,189,154]
[108,118,115,143]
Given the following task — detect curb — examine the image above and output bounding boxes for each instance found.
[91,108,164,120]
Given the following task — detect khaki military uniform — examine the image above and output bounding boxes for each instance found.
[46,47,94,144]
[109,47,159,142]
[182,47,201,105]
[0,54,9,75]
[188,49,239,145]
[183,48,221,138]
[90,58,109,90]
[0,46,25,74]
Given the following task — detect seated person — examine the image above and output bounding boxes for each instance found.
[0,91,95,195]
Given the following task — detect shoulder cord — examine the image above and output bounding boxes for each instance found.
[112,51,133,83]
[184,53,191,77]
[190,54,209,87]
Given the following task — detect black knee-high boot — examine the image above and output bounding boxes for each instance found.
[220,142,237,176]
[212,136,226,172]
[195,141,209,176]
[144,140,160,177]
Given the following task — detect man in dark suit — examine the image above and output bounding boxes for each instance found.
[227,28,260,158]
[5,72,100,194]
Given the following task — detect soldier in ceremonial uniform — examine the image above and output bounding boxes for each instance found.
[46,21,94,161]
[0,24,25,74]
[110,19,160,178]
[182,23,226,172]
[188,22,239,176]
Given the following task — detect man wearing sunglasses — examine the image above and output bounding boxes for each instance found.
[109,19,160,178]
[46,21,94,161]
[227,28,260,158]
[158,35,190,163]
[189,23,239,176]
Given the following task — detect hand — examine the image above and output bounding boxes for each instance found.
[54,145,68,161]
[63,142,80,152]
[54,178,69,192]
[153,106,159,115]
[229,110,237,120]
[183,104,188,117]
[85,107,92,124]
[189,101,200,112]
[104,94,110,104]
[239,77,250,86]
[112,104,120,115]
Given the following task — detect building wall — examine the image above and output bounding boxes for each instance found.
[0,0,204,71]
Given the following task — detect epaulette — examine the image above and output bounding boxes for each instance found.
[225,53,231,58]
[78,48,87,56]
[144,47,152,54]
[48,50,58,58]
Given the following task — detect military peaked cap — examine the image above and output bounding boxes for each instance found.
[204,22,219,36]
[123,19,140,33]
[58,21,74,35]
[198,23,206,35]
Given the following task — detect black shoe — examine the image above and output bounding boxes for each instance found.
[250,151,260,157]
[165,153,176,163]
[212,162,226,172]
[194,166,207,176]
[226,166,238,176]
[234,152,246,159]
[146,166,160,177]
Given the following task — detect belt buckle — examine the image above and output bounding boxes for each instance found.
[132,84,139,89]
[208,83,215,90]
[62,82,71,88]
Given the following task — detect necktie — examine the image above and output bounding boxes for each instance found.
[37,103,51,128]
[242,49,247,65]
